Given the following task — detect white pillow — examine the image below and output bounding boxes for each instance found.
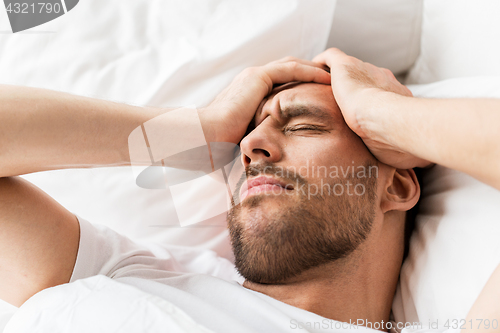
[406,0,500,84]
[0,0,336,259]
[393,76,500,325]
[327,0,423,76]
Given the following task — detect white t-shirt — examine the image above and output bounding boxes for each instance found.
[2,217,408,333]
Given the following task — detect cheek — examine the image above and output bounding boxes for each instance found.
[282,133,374,181]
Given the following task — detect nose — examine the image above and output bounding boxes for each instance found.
[240,123,282,167]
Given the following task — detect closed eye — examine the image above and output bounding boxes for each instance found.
[283,125,329,134]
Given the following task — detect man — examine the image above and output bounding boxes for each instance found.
[228,81,419,328]
[0,49,498,332]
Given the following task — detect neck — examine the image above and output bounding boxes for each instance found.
[243,214,405,331]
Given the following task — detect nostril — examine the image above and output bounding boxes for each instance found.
[244,155,251,165]
[251,148,270,158]
[247,148,272,161]
[253,148,271,157]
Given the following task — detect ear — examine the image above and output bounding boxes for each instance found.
[380,168,420,213]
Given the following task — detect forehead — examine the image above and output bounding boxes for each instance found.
[259,82,341,122]
[270,82,333,99]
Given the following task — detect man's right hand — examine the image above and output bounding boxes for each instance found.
[199,57,331,144]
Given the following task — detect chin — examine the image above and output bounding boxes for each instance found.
[237,198,289,233]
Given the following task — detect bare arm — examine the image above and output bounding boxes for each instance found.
[362,93,500,190]
[0,85,166,177]
[462,263,500,333]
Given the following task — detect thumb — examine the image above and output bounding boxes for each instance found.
[312,48,349,68]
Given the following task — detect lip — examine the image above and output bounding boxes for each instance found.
[239,176,294,201]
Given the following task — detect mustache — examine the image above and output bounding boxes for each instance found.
[233,162,308,201]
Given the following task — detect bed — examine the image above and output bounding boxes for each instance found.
[1,0,499,331]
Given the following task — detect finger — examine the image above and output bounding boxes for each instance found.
[312,47,348,67]
[271,56,327,70]
[382,67,396,80]
[264,62,331,86]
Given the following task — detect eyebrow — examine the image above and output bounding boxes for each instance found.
[280,105,334,122]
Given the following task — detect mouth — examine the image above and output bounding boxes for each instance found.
[239,176,294,201]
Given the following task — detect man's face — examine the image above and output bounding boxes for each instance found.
[227,83,380,284]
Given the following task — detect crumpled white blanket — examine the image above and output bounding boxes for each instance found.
[3,275,214,333]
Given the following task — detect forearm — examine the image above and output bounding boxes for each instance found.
[462,264,500,333]
[0,85,169,177]
[365,92,500,189]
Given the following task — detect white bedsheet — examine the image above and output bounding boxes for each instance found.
[2,275,462,333]
[3,276,215,333]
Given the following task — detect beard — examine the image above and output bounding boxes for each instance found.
[227,161,378,284]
